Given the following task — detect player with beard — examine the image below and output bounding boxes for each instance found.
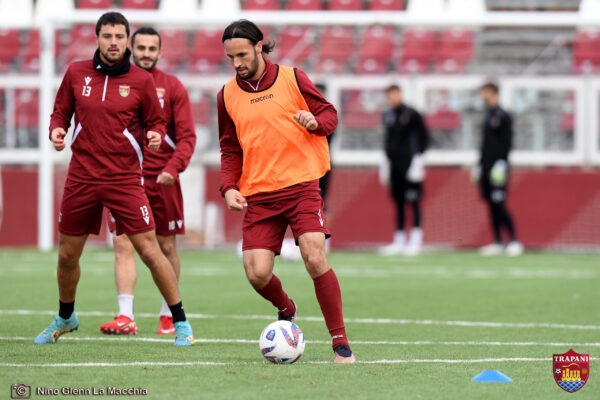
[100,27,197,336]
[34,13,194,346]
[218,19,355,363]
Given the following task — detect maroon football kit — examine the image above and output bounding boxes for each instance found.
[50,49,166,236]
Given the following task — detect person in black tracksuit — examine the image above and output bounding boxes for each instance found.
[380,84,429,256]
[477,82,523,256]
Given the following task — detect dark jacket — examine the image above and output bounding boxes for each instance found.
[383,104,429,173]
[480,106,512,172]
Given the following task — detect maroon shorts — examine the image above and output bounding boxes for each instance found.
[60,179,155,236]
[242,189,330,254]
[107,177,185,236]
[144,177,185,236]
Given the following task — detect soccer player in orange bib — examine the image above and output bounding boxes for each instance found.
[217,20,355,363]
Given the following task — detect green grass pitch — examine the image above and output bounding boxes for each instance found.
[0,248,598,399]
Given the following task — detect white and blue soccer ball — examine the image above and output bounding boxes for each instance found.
[259,320,305,364]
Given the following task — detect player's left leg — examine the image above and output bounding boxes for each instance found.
[156,234,179,334]
[298,232,355,364]
[405,183,423,256]
[493,201,523,256]
[100,233,138,335]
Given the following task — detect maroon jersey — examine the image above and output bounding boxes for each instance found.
[143,67,196,179]
[50,58,166,185]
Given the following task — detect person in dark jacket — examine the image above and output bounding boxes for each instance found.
[476,82,523,257]
[380,84,429,256]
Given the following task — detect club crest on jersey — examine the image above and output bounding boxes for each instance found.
[553,349,590,393]
[119,85,130,98]
[156,87,165,99]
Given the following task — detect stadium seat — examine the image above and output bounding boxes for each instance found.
[242,0,279,10]
[76,0,114,8]
[328,0,362,10]
[189,91,213,126]
[368,0,405,10]
[14,89,39,130]
[572,30,600,73]
[287,0,321,10]
[188,29,225,73]
[435,28,475,73]
[397,28,437,73]
[424,106,462,132]
[158,29,189,72]
[62,25,97,69]
[120,0,157,8]
[559,93,575,132]
[0,29,20,72]
[355,26,395,74]
[315,26,355,73]
[277,26,313,67]
[20,29,40,73]
[343,91,381,130]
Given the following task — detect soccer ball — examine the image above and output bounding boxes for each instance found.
[259,320,305,364]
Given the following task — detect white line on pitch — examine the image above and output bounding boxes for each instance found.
[2,336,600,348]
[2,357,599,368]
[3,309,600,331]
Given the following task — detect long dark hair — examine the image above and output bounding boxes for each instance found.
[221,19,275,54]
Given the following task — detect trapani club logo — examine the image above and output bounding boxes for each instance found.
[553,349,590,393]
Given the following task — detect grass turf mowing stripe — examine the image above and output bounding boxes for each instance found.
[4,357,599,367]
[3,336,600,347]
[4,309,600,331]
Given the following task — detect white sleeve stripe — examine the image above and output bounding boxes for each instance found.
[122,128,143,170]
[72,122,82,144]
[164,134,176,150]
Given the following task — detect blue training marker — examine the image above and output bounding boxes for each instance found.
[472,370,513,383]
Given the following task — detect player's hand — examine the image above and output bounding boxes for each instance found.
[147,131,161,151]
[50,128,67,151]
[225,189,247,211]
[157,171,175,185]
[293,110,318,131]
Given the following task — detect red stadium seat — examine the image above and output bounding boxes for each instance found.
[62,25,97,68]
[328,0,362,10]
[424,106,461,132]
[159,29,189,67]
[343,91,381,130]
[76,0,115,8]
[120,0,157,9]
[355,26,395,74]
[397,28,437,73]
[435,28,474,73]
[277,26,313,67]
[573,30,600,73]
[188,29,225,73]
[15,89,39,129]
[189,91,213,126]
[369,0,405,10]
[242,0,279,10]
[287,0,321,10]
[0,29,21,72]
[315,26,355,73]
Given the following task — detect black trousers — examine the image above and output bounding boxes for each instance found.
[390,167,422,231]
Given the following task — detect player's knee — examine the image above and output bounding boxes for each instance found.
[159,240,176,258]
[243,260,271,288]
[302,250,328,276]
[57,250,78,269]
